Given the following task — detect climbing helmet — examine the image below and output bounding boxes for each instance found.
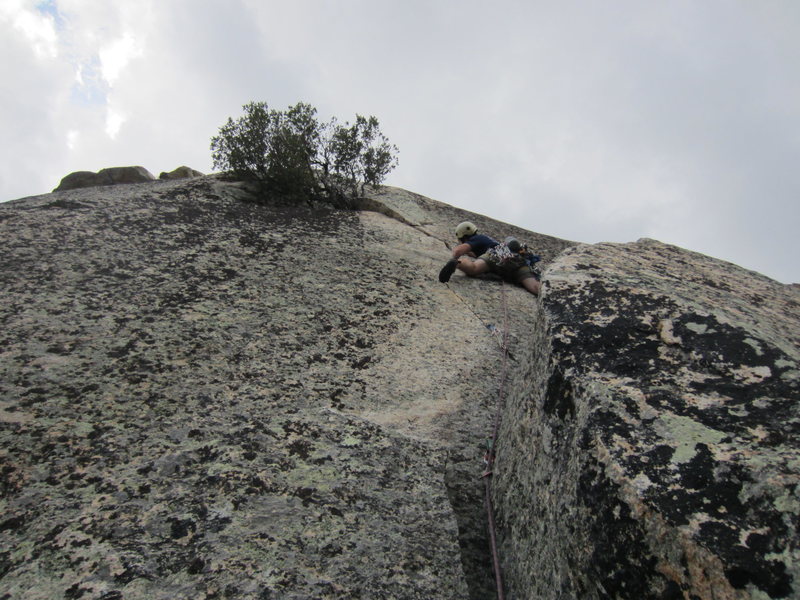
[455,221,478,240]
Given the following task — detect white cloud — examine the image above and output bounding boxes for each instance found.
[99,31,142,86]
[1,0,58,59]
[0,0,798,283]
[66,129,79,150]
[104,107,126,139]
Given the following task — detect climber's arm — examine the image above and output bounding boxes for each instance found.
[451,243,475,259]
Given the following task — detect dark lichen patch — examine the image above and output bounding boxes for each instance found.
[724,557,793,597]
[44,199,93,210]
[578,458,668,599]
[543,367,575,419]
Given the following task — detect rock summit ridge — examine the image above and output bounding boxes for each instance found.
[53,165,204,192]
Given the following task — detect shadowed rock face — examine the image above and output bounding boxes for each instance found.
[495,240,800,599]
[2,176,797,599]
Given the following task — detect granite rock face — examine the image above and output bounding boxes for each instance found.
[3,175,797,599]
[159,166,205,180]
[0,176,570,599]
[494,239,800,599]
[53,166,156,192]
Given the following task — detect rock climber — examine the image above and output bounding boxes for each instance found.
[438,221,542,295]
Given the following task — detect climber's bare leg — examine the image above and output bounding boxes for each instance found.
[520,277,541,295]
[456,257,489,277]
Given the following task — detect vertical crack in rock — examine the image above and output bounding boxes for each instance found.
[443,453,496,599]
[348,192,572,600]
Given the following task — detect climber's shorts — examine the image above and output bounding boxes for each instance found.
[478,250,536,284]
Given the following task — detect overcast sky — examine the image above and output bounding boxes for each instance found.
[2,0,798,283]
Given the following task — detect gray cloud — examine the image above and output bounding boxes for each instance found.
[1,0,798,282]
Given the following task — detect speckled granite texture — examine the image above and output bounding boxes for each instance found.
[494,240,800,599]
[0,176,571,599]
[4,175,796,599]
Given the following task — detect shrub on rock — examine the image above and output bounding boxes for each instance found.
[210,101,398,206]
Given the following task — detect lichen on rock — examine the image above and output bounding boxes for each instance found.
[5,174,796,599]
[494,239,800,599]
[1,175,571,599]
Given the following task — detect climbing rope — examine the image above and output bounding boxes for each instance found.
[483,281,509,600]
[440,239,513,599]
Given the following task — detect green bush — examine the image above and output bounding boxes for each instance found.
[210,102,398,206]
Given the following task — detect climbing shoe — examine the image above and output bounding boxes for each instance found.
[438,258,458,283]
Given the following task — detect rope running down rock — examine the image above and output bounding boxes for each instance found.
[443,268,510,599]
[482,281,509,600]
